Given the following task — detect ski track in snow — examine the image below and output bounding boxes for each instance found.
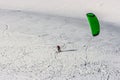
[0,9,119,80]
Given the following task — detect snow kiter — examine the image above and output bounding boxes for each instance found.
[86,13,100,36]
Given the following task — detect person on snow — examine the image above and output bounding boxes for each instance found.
[57,45,61,52]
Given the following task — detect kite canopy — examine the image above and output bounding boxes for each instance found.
[86,13,100,36]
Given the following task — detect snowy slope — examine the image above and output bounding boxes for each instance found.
[0,0,120,24]
[0,9,120,80]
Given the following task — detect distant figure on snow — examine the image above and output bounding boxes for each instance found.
[57,45,61,52]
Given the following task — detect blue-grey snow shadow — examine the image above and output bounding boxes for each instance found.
[101,21,120,33]
[61,49,77,52]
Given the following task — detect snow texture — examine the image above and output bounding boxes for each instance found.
[0,9,119,80]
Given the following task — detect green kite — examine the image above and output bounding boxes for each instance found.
[86,13,100,36]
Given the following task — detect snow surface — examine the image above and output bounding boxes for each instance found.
[0,9,120,80]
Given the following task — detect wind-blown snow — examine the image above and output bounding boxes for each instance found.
[0,9,120,80]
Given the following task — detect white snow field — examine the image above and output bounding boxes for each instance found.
[0,9,120,80]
